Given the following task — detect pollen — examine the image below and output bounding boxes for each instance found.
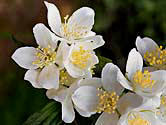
[32,45,56,68]
[59,69,75,86]
[60,15,88,40]
[128,113,150,125]
[144,46,166,69]
[96,88,119,114]
[71,46,92,69]
[161,95,166,107]
[133,70,155,89]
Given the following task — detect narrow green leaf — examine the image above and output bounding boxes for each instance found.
[23,101,61,125]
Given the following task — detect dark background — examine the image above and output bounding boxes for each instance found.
[0,0,166,124]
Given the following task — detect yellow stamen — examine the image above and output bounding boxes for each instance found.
[61,15,89,40]
[144,45,166,69]
[161,95,166,107]
[96,88,119,114]
[59,69,75,86]
[128,113,150,125]
[71,46,92,69]
[133,70,155,89]
[32,45,56,68]
[90,65,96,75]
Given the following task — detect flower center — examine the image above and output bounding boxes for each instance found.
[144,46,166,69]
[59,69,76,86]
[32,45,56,68]
[133,70,155,89]
[96,88,119,114]
[128,113,150,125]
[71,46,92,69]
[60,15,88,41]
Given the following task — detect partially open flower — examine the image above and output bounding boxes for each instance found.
[136,36,166,70]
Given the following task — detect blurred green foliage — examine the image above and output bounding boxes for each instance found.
[1,0,166,125]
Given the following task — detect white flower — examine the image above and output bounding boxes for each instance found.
[12,23,63,89]
[136,36,166,70]
[117,48,166,105]
[62,36,104,78]
[118,105,162,125]
[44,1,102,44]
[46,76,95,123]
[72,63,143,125]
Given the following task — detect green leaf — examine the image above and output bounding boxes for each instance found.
[23,101,62,125]
[94,56,112,75]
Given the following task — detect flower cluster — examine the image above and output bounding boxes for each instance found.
[12,1,166,125]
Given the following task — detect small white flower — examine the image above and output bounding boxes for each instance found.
[136,36,166,70]
[62,36,104,78]
[118,105,161,125]
[117,48,166,106]
[72,63,143,125]
[46,75,95,123]
[12,23,63,89]
[44,1,103,44]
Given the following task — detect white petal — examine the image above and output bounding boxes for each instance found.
[64,60,85,78]
[33,23,58,48]
[12,47,38,69]
[117,93,143,115]
[126,48,143,81]
[142,94,161,108]
[85,31,96,37]
[117,113,128,125]
[72,86,98,112]
[46,87,67,102]
[95,112,119,125]
[75,35,105,50]
[24,69,41,88]
[90,54,99,66]
[68,7,95,34]
[78,78,102,88]
[75,105,94,117]
[136,36,158,57]
[44,1,62,36]
[55,42,65,68]
[62,97,75,123]
[136,70,166,98]
[117,69,133,91]
[38,64,59,89]
[102,63,123,95]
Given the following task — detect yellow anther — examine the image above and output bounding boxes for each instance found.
[61,15,89,40]
[128,113,150,125]
[32,45,56,68]
[96,89,119,114]
[161,95,166,107]
[144,45,166,69]
[71,46,92,69]
[133,70,155,89]
[90,65,96,75]
[59,69,76,86]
